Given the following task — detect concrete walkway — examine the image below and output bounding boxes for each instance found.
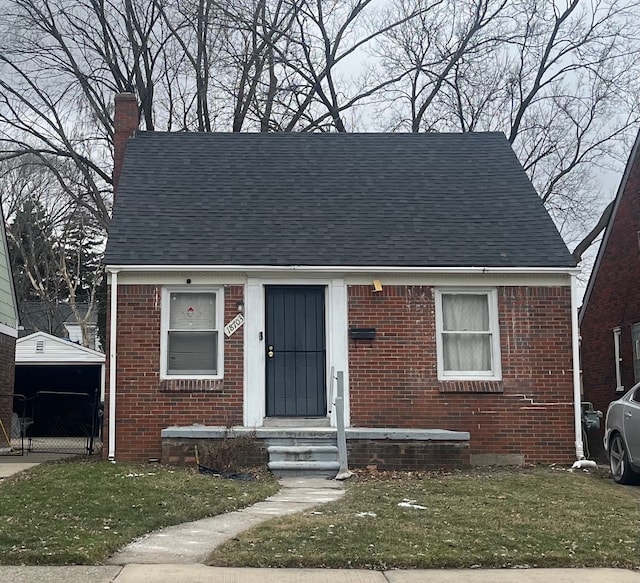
[107,477,345,565]
[0,452,76,479]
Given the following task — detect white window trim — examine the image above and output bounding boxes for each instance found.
[160,286,224,380]
[435,288,502,381]
[632,323,640,385]
[613,326,623,392]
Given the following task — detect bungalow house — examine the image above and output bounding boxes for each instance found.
[104,93,582,473]
[0,204,19,449]
[580,128,640,459]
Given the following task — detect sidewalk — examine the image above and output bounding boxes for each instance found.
[0,565,639,583]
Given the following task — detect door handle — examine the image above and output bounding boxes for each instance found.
[267,345,274,358]
[625,411,633,418]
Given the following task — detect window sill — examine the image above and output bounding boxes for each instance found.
[438,380,504,394]
[160,378,224,392]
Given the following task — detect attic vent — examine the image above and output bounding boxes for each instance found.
[35,340,44,353]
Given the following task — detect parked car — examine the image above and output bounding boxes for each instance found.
[604,382,640,484]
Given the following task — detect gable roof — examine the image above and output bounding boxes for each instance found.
[16,331,105,364]
[104,132,575,269]
[579,127,640,322]
[0,205,18,333]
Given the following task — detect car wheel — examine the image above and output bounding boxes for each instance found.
[609,433,636,485]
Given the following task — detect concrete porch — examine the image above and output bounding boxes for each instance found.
[161,426,471,477]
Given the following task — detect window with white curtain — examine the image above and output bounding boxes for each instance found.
[161,288,223,378]
[435,289,501,380]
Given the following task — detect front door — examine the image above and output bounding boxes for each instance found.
[265,285,326,417]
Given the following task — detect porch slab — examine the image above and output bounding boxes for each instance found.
[161,426,470,441]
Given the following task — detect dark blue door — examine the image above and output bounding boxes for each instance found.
[265,286,326,417]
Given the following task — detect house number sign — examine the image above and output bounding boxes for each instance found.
[224,313,245,337]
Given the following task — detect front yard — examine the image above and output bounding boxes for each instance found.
[0,459,277,565]
[1,460,638,569]
[208,466,640,570]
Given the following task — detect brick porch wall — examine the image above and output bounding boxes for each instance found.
[162,436,469,471]
[105,284,244,461]
[0,333,16,446]
[348,285,575,464]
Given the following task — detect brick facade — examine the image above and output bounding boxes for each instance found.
[105,284,244,460]
[107,282,575,464]
[348,285,575,464]
[0,332,16,447]
[580,136,640,458]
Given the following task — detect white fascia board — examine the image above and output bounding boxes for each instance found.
[106,264,579,276]
[0,322,18,338]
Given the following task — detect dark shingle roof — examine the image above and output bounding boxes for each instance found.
[104,132,575,268]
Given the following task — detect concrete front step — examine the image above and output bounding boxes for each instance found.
[262,417,331,428]
[267,445,339,477]
[268,445,339,463]
[268,460,340,478]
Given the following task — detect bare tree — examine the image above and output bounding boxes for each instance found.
[1,157,103,348]
[1,0,639,269]
[375,0,640,259]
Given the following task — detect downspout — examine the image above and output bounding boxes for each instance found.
[108,269,120,461]
[571,273,584,460]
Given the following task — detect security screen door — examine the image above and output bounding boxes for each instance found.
[265,286,326,417]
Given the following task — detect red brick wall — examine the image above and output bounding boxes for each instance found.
[108,282,575,464]
[348,285,575,464]
[580,140,640,456]
[105,284,244,461]
[0,332,16,445]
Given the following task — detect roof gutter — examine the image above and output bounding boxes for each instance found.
[104,264,579,275]
[107,268,120,461]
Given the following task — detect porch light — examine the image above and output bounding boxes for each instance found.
[236,300,244,313]
[372,279,383,292]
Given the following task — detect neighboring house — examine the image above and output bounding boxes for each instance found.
[580,128,640,458]
[104,93,581,471]
[18,301,100,351]
[0,205,19,447]
[14,331,105,444]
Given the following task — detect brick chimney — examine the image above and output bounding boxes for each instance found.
[113,92,139,193]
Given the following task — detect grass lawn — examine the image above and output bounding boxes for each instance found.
[0,459,277,565]
[208,467,640,570]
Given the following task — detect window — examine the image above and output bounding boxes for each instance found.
[435,289,501,380]
[613,327,623,392]
[161,289,223,378]
[632,323,640,384]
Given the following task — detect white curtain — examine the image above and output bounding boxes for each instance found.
[442,294,491,372]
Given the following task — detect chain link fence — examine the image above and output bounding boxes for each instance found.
[0,390,102,456]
